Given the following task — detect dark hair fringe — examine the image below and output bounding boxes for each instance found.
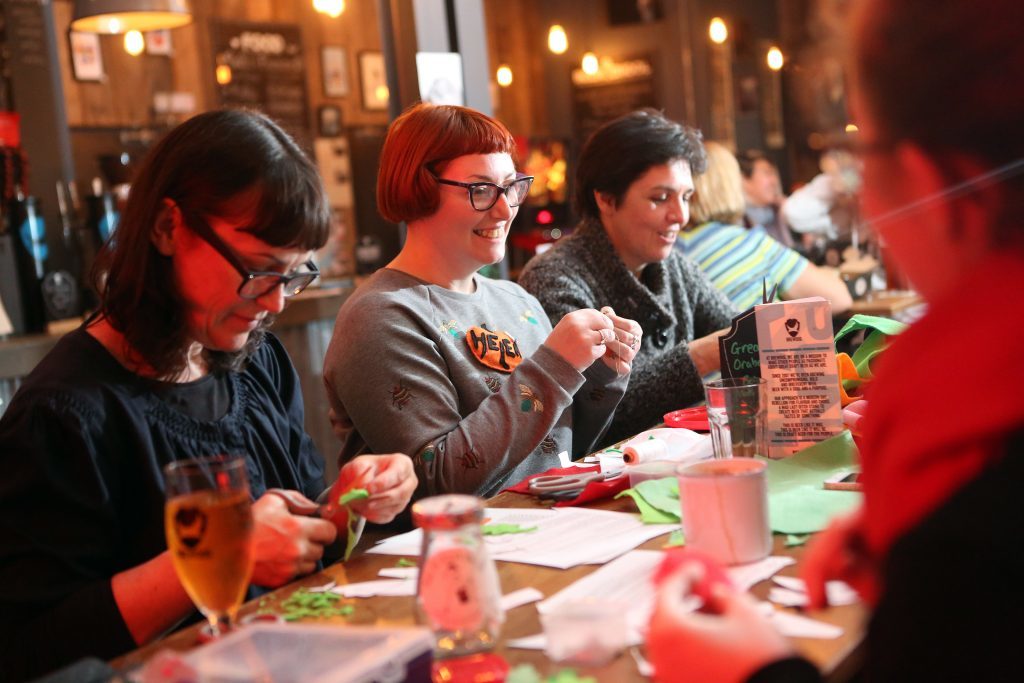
[93,109,330,378]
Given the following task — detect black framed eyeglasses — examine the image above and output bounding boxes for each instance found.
[431,171,535,211]
[181,209,319,300]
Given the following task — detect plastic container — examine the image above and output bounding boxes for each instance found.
[181,622,433,683]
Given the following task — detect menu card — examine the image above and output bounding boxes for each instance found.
[720,297,843,458]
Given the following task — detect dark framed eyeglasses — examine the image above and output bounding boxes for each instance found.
[431,171,535,211]
[181,209,319,300]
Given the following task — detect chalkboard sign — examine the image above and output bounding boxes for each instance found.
[210,21,311,150]
[571,55,658,145]
[719,308,761,379]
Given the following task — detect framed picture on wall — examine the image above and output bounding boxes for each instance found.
[358,51,389,111]
[69,31,104,82]
[146,29,173,56]
[318,105,343,137]
[321,46,349,98]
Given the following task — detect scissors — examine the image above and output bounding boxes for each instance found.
[528,470,623,499]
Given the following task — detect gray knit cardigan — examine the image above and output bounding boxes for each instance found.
[519,220,737,445]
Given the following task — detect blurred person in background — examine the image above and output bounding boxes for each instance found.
[649,0,1024,679]
[737,149,794,248]
[679,141,852,313]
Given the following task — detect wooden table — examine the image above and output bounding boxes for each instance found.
[110,491,865,681]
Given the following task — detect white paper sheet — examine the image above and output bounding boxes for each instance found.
[329,579,416,598]
[378,567,418,580]
[500,587,544,611]
[726,556,796,592]
[763,604,844,639]
[367,507,676,569]
[770,575,860,606]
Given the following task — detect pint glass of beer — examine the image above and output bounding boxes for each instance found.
[164,455,254,637]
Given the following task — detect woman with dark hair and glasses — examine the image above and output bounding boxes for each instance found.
[0,109,416,681]
[324,103,641,499]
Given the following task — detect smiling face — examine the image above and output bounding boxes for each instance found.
[424,152,520,276]
[170,207,313,353]
[597,159,694,274]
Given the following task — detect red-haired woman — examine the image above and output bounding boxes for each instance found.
[324,103,642,499]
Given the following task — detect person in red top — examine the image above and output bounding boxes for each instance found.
[648,0,1024,680]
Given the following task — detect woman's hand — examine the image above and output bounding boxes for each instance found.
[801,507,877,607]
[648,561,794,683]
[338,454,417,524]
[598,306,642,375]
[250,493,337,587]
[545,308,618,372]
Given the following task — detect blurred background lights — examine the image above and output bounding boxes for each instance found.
[766,46,784,70]
[123,30,145,56]
[548,24,568,54]
[581,52,599,75]
[496,65,513,87]
[708,17,728,44]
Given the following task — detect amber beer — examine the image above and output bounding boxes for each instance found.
[166,489,254,616]
[164,455,254,635]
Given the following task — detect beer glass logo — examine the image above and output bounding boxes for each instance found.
[785,318,801,338]
[174,507,209,552]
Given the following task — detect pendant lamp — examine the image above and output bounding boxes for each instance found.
[71,0,192,34]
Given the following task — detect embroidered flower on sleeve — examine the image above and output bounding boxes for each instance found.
[518,384,544,413]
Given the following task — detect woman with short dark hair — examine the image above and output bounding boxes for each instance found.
[324,102,641,499]
[519,109,736,445]
[0,109,416,681]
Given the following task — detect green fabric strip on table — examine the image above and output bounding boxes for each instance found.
[616,430,862,535]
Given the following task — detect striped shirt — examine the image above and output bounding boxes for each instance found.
[677,221,809,311]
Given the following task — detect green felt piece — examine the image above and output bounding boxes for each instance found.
[663,529,686,548]
[764,431,862,534]
[396,558,417,567]
[264,588,355,622]
[338,488,370,506]
[785,533,811,547]
[616,486,680,525]
[481,523,539,536]
[835,314,907,343]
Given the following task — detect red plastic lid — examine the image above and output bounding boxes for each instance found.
[432,653,510,682]
[663,406,710,431]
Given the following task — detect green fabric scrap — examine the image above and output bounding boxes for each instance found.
[338,488,369,561]
[764,431,863,534]
[482,523,538,536]
[835,314,907,379]
[396,558,417,567]
[785,534,811,547]
[663,528,686,548]
[616,476,681,524]
[263,588,355,622]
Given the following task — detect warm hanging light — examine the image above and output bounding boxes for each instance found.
[71,0,192,34]
[766,46,784,71]
[313,0,344,18]
[548,24,568,54]
[708,17,728,44]
[496,65,513,87]
[845,123,859,133]
[215,64,232,85]
[123,29,145,55]
[581,52,599,75]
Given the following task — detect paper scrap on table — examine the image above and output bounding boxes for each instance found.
[558,450,572,468]
[501,587,544,611]
[329,579,416,598]
[727,556,796,592]
[538,549,668,647]
[764,431,863,534]
[368,507,676,569]
[769,576,859,607]
[505,633,547,650]
[378,567,418,580]
[759,603,844,639]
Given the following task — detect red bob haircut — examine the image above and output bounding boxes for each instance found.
[377,102,518,223]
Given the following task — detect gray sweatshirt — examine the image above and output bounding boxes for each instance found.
[519,220,737,445]
[323,268,627,499]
